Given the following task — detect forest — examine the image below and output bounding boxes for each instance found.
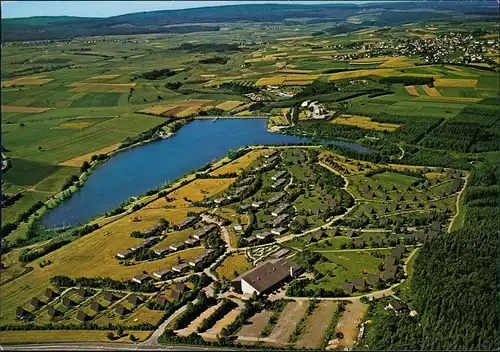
[362,161,499,350]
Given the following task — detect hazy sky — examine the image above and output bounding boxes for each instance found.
[1,1,369,19]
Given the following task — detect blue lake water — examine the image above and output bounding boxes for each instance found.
[41,118,372,228]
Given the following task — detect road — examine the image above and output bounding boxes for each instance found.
[447,175,468,233]
[3,342,230,351]
[142,299,197,346]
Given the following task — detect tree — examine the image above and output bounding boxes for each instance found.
[129,334,136,342]
[116,327,124,337]
[80,161,91,173]
[107,332,114,340]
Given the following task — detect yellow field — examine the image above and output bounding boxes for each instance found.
[215,101,244,111]
[0,205,205,323]
[0,330,151,344]
[328,69,394,80]
[255,77,285,86]
[433,79,478,87]
[282,79,315,85]
[1,105,52,113]
[146,178,235,209]
[379,56,414,68]
[215,253,252,280]
[210,149,268,176]
[256,74,319,86]
[332,115,400,132]
[405,86,419,96]
[2,76,54,87]
[280,69,314,74]
[55,121,93,129]
[422,85,441,96]
[58,143,121,167]
[87,74,120,80]
[200,74,217,78]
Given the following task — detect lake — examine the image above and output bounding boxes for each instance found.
[41,118,372,228]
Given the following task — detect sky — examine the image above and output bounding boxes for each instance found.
[1,1,370,19]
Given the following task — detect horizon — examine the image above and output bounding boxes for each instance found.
[1,1,372,19]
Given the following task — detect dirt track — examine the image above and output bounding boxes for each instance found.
[296,301,337,349]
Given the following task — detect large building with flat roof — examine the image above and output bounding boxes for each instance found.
[231,258,302,295]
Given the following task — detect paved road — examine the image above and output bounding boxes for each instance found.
[142,299,197,346]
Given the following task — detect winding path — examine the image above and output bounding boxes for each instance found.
[447,174,469,233]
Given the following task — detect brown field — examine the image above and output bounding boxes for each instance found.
[215,101,245,111]
[210,149,268,176]
[0,330,151,344]
[87,74,120,80]
[139,100,213,117]
[328,69,394,80]
[215,253,253,280]
[296,301,337,349]
[55,121,93,129]
[433,78,478,87]
[146,178,234,209]
[422,85,441,96]
[1,105,52,113]
[0,205,206,324]
[58,143,121,167]
[405,86,419,96]
[268,301,308,344]
[238,310,274,337]
[2,76,54,87]
[332,115,400,132]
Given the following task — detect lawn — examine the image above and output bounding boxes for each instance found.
[311,250,390,290]
[1,191,50,226]
[373,171,421,187]
[34,166,80,193]
[0,330,152,344]
[0,206,206,324]
[215,253,252,280]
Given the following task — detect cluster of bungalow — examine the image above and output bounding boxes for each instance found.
[342,244,407,293]
[245,202,292,245]
[153,224,217,257]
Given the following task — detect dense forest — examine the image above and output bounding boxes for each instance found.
[363,161,499,350]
